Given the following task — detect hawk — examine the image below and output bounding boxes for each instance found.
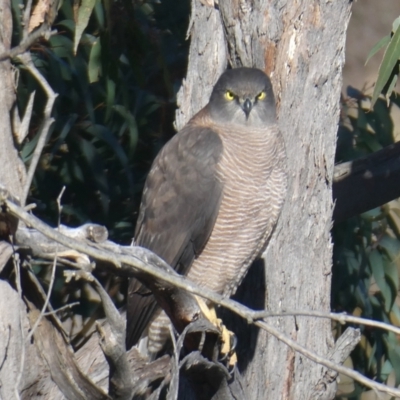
[127,67,287,355]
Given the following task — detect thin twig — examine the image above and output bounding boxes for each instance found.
[26,187,64,342]
[18,53,57,206]
[255,310,400,336]
[3,197,400,397]
[43,302,80,316]
[255,320,400,397]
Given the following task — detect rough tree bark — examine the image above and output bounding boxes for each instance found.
[177,1,352,398]
[0,1,30,399]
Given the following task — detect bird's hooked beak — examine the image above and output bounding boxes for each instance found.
[240,98,253,119]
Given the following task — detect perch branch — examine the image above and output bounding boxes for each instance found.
[2,194,400,397]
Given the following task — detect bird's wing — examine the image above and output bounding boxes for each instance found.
[126,124,224,349]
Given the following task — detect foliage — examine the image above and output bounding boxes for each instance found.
[334,90,400,398]
[13,0,189,243]
[368,16,400,108]
[337,22,400,392]
[10,0,190,341]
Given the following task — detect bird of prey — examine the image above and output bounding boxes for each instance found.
[127,67,287,355]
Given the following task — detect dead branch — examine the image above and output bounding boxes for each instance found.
[2,187,400,397]
[17,52,57,206]
[333,141,400,222]
[254,309,400,336]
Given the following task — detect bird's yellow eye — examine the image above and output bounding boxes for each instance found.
[257,91,267,100]
[224,91,235,101]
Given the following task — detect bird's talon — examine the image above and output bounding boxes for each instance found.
[218,323,237,368]
[230,332,238,353]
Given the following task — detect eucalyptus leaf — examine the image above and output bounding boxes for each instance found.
[88,38,102,83]
[74,0,98,54]
[385,337,400,385]
[369,250,392,311]
[371,24,400,108]
[365,35,391,66]
[113,104,139,154]
[393,16,400,33]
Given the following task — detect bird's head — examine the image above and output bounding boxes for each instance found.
[208,67,276,128]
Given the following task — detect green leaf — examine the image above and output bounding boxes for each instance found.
[93,0,105,29]
[105,78,116,122]
[73,0,97,54]
[385,336,400,385]
[368,98,394,146]
[76,138,110,213]
[369,250,392,311]
[382,256,398,309]
[371,24,400,108]
[50,35,74,60]
[113,105,139,154]
[365,35,391,66]
[380,236,400,262]
[88,38,102,83]
[84,124,134,194]
[358,129,382,153]
[381,359,394,381]
[360,207,382,221]
[57,19,76,34]
[385,73,398,106]
[390,302,400,326]
[393,16,400,33]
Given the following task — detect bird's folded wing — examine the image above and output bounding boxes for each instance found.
[126,124,224,349]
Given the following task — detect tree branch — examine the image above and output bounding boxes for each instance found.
[254,309,400,336]
[17,52,57,206]
[333,141,400,222]
[2,188,400,397]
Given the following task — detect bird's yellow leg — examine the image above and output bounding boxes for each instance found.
[196,296,237,368]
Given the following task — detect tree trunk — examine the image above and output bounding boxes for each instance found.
[0,0,26,200]
[176,1,352,398]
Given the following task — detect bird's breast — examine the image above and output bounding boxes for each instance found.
[187,124,287,297]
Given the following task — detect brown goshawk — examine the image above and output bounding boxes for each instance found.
[127,67,287,354]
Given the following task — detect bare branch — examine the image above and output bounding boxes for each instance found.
[254,320,400,397]
[255,309,400,336]
[17,52,57,206]
[43,302,80,316]
[2,192,400,397]
[13,90,36,144]
[22,0,34,39]
[333,141,400,222]
[0,24,51,61]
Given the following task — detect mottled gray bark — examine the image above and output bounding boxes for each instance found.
[176,1,352,398]
[0,1,29,398]
[0,0,26,200]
